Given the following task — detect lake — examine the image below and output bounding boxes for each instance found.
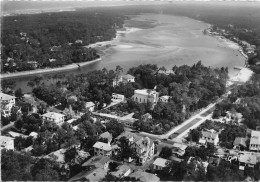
[9,13,245,93]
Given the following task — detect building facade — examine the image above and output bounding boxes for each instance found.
[93,142,112,157]
[0,93,16,117]
[42,112,65,126]
[201,130,219,146]
[132,89,159,104]
[249,130,260,152]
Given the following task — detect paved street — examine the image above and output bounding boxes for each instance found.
[1,122,14,131]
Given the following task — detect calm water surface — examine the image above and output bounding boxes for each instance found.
[10,14,245,92]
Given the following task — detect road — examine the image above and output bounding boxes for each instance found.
[125,102,217,146]
[164,103,216,139]
[1,122,14,131]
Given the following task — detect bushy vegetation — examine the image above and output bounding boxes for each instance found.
[213,74,260,130]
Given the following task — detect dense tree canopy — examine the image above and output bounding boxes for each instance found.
[1,9,125,73]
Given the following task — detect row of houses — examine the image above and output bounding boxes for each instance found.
[69,130,160,181]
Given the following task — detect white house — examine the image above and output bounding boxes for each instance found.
[112,93,125,102]
[249,130,260,152]
[113,74,135,87]
[153,158,169,170]
[158,69,175,75]
[172,143,187,157]
[159,95,170,103]
[238,153,257,170]
[0,92,16,116]
[93,142,112,157]
[132,89,159,104]
[42,112,65,126]
[85,102,95,112]
[201,130,219,146]
[0,136,14,150]
[116,131,155,164]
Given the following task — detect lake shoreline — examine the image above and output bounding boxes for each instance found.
[0,58,101,80]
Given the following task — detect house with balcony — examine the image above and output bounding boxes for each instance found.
[249,130,260,152]
[93,142,112,157]
[0,92,16,117]
[201,130,219,146]
[132,89,159,105]
[172,143,187,157]
[158,95,171,103]
[42,112,65,126]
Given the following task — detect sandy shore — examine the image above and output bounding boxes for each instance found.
[0,58,101,79]
[85,27,142,49]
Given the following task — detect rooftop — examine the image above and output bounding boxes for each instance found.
[116,131,142,141]
[129,169,160,182]
[153,158,169,167]
[45,148,66,163]
[0,92,16,101]
[238,154,257,165]
[67,119,76,124]
[100,131,113,140]
[69,167,107,181]
[93,142,112,151]
[122,74,135,80]
[42,112,65,119]
[8,131,28,138]
[134,89,158,96]
[250,130,260,145]
[159,95,170,100]
[86,101,95,108]
[172,143,187,151]
[233,137,247,147]
[0,136,14,147]
[111,164,131,178]
[82,156,110,167]
[202,130,218,139]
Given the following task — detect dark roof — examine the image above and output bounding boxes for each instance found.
[233,137,247,147]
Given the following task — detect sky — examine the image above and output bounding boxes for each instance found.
[1,0,260,13]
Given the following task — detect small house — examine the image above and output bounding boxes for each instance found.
[153,158,170,170]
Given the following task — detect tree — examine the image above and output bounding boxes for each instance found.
[1,149,33,181]
[32,159,60,181]
[35,168,60,181]
[118,136,136,161]
[64,147,78,163]
[15,88,23,98]
[105,119,124,138]
[159,146,172,159]
[32,144,47,156]
[15,118,24,130]
[187,129,202,143]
